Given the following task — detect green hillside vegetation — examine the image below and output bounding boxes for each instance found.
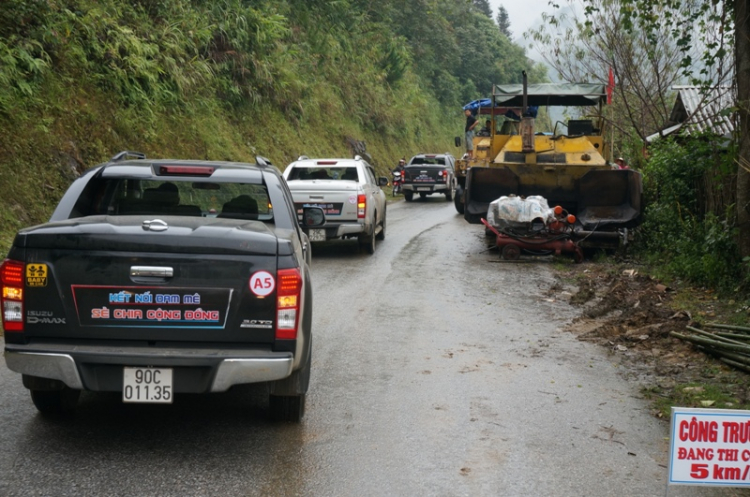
[0,0,545,253]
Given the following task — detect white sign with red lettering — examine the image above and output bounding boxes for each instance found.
[249,271,275,297]
[669,407,750,487]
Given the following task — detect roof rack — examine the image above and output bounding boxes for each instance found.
[255,155,273,168]
[110,151,146,162]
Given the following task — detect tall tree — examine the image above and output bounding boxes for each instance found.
[496,5,512,38]
[578,0,741,253]
[383,0,542,105]
[528,0,686,143]
[473,0,492,18]
[735,0,750,257]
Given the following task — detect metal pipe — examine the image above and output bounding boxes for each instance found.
[572,230,621,239]
[520,71,535,153]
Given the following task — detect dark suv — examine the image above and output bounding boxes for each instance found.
[402,153,456,202]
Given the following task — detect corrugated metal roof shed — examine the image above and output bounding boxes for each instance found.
[646,86,735,143]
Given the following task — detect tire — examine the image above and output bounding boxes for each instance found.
[454,187,465,214]
[392,185,398,196]
[464,212,482,224]
[376,209,386,240]
[359,225,376,254]
[268,342,311,423]
[445,186,453,201]
[30,387,80,415]
[404,191,414,202]
[502,244,521,261]
[269,394,306,422]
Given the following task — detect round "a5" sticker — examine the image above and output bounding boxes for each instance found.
[249,271,275,296]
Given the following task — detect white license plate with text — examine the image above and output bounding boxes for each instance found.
[308,229,326,241]
[417,187,432,191]
[123,367,173,403]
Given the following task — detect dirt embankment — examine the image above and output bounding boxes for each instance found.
[553,263,750,415]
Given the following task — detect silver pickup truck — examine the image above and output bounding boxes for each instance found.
[282,156,388,254]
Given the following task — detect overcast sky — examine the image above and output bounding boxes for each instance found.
[487,0,557,36]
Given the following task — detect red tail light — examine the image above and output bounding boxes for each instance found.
[276,268,302,340]
[441,170,449,182]
[1,259,25,332]
[357,194,366,218]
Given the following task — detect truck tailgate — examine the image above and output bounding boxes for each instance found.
[286,180,360,222]
[404,165,448,186]
[12,216,279,345]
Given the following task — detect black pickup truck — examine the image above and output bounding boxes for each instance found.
[401,153,456,202]
[0,152,324,421]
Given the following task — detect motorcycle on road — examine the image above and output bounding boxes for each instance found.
[392,170,403,196]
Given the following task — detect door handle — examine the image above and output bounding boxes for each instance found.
[130,266,174,278]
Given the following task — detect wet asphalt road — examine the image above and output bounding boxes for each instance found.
[0,197,739,496]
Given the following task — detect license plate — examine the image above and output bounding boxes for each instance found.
[417,187,432,191]
[308,229,326,241]
[123,367,173,404]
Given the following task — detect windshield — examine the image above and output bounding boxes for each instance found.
[287,166,359,181]
[72,178,273,221]
[409,157,446,166]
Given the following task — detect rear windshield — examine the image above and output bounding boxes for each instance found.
[287,166,359,181]
[71,178,273,221]
[409,157,446,165]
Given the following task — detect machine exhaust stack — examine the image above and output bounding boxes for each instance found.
[520,71,535,153]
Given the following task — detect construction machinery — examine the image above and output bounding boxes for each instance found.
[455,72,642,250]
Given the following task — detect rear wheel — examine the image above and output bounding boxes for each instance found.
[454,187,465,214]
[268,345,311,423]
[404,191,414,202]
[30,387,80,415]
[376,210,386,241]
[359,225,376,254]
[269,394,306,422]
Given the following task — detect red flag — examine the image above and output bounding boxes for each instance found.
[607,67,614,105]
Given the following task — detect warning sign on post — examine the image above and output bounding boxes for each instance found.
[669,407,750,487]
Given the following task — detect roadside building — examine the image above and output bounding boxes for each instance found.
[646,85,735,145]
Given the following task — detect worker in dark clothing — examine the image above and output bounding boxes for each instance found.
[478,119,492,137]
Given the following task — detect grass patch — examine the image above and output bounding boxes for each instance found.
[644,381,750,419]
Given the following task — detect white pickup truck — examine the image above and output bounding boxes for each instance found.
[283,156,388,254]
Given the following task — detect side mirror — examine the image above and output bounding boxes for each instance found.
[454,136,462,147]
[378,177,389,187]
[301,207,326,227]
